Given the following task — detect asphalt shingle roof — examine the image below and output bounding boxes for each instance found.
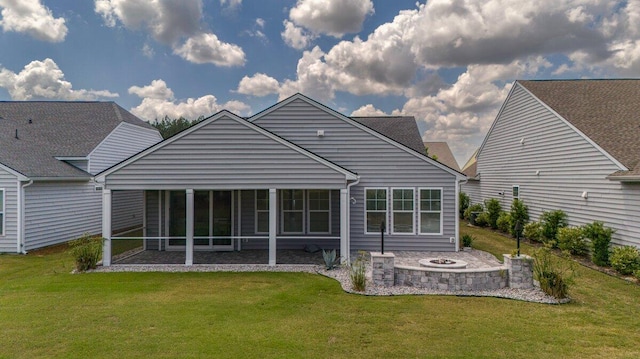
[351,116,426,154]
[423,141,460,171]
[518,79,640,177]
[0,101,154,178]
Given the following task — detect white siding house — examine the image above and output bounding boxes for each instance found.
[97,94,465,266]
[462,80,640,248]
[0,102,163,252]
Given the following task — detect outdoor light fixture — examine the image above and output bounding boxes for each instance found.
[581,191,588,199]
[350,197,356,205]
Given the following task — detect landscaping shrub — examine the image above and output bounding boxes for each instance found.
[322,249,340,270]
[461,233,475,248]
[496,212,512,233]
[464,203,483,221]
[556,227,588,256]
[484,198,502,229]
[350,251,367,291]
[532,245,576,299]
[509,199,529,237]
[475,212,490,227]
[523,222,542,242]
[610,246,640,275]
[459,192,470,219]
[68,233,103,272]
[583,221,614,266]
[540,210,568,245]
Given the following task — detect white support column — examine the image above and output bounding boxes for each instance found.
[268,188,277,266]
[102,189,112,266]
[340,188,349,263]
[185,189,194,266]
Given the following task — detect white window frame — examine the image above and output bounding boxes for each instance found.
[364,187,388,235]
[280,189,305,234]
[419,187,443,235]
[0,188,4,236]
[255,190,269,234]
[391,187,415,235]
[512,185,520,199]
[307,189,331,234]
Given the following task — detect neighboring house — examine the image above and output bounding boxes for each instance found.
[0,102,163,253]
[423,141,461,172]
[96,94,465,266]
[462,79,640,248]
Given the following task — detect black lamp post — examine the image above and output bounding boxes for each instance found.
[380,220,386,254]
[514,220,523,256]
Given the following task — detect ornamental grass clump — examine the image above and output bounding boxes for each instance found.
[532,246,576,299]
[349,251,367,292]
[69,233,103,272]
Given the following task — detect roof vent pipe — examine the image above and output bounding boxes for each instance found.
[15,129,18,139]
[28,118,32,124]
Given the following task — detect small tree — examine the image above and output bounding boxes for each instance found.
[459,192,470,219]
[509,199,529,237]
[583,221,614,266]
[484,198,502,229]
[540,210,568,245]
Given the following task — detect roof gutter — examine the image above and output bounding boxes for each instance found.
[28,176,92,182]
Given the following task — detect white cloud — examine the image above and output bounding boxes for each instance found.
[256,18,265,28]
[236,73,280,97]
[95,0,245,66]
[95,0,201,44]
[289,0,374,38]
[281,20,315,50]
[351,104,387,117]
[142,43,154,58]
[394,57,551,163]
[220,0,241,10]
[0,58,118,100]
[0,0,67,42]
[173,33,245,66]
[129,79,250,121]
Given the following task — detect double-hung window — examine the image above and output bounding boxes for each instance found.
[365,188,387,234]
[512,185,520,199]
[392,188,415,234]
[255,190,269,234]
[419,188,442,234]
[281,189,304,233]
[308,190,330,233]
[0,189,4,236]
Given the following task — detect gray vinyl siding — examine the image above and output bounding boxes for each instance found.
[112,190,144,233]
[104,115,349,190]
[254,99,457,251]
[463,83,639,247]
[89,122,162,175]
[24,181,101,251]
[461,180,481,205]
[0,168,18,252]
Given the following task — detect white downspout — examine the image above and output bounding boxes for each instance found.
[345,176,361,263]
[17,180,33,254]
[456,178,468,252]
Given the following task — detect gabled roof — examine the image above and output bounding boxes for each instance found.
[352,116,425,154]
[0,102,155,179]
[423,141,460,172]
[518,79,640,179]
[250,93,465,179]
[96,110,358,184]
[461,148,478,179]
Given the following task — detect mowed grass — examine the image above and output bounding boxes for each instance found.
[0,227,639,358]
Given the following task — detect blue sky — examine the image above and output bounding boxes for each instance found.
[0,1,638,165]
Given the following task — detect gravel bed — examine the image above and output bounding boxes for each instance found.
[93,263,569,304]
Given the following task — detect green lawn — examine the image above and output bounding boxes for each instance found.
[1,227,639,358]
